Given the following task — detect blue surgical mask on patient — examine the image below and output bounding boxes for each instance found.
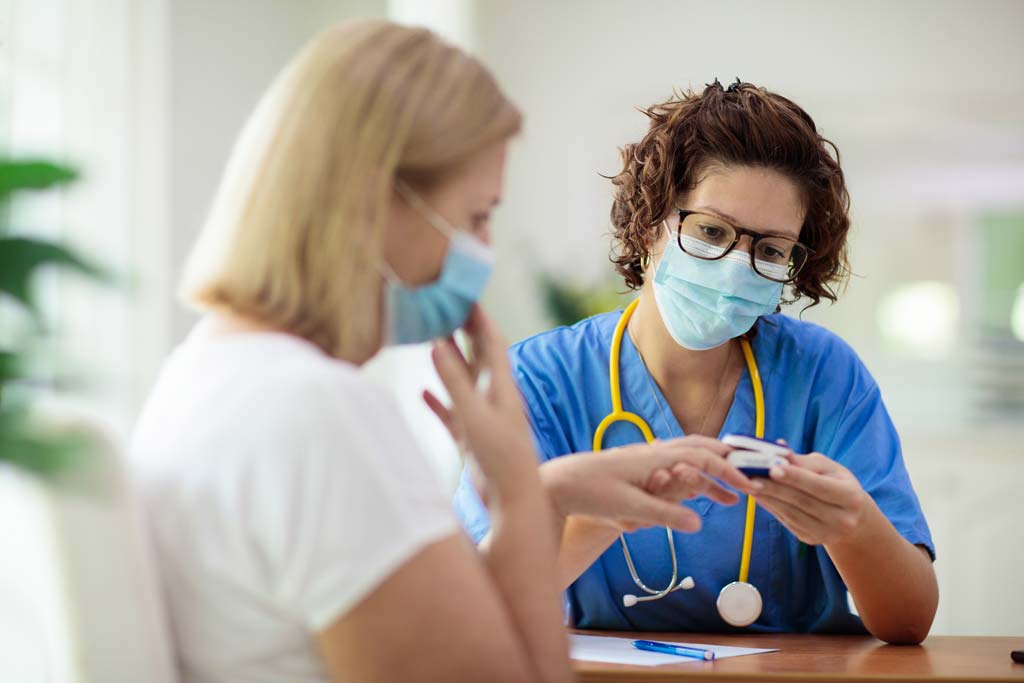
[381,182,495,345]
[652,224,784,350]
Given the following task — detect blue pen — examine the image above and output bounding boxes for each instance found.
[632,639,715,661]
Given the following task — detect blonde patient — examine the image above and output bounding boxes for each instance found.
[130,19,758,683]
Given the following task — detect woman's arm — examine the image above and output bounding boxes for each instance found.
[476,477,569,682]
[437,309,575,679]
[542,436,756,589]
[319,308,571,682]
[554,517,621,589]
[316,532,551,683]
[756,453,938,644]
[474,436,759,590]
[317,458,568,683]
[824,502,937,644]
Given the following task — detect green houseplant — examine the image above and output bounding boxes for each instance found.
[0,159,104,476]
[537,272,630,328]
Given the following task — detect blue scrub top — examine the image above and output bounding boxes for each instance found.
[453,309,935,634]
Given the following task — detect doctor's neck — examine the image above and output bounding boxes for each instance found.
[627,287,741,393]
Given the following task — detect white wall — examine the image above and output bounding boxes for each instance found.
[473,0,1024,337]
[167,0,388,343]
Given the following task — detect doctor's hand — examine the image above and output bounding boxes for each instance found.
[755,446,872,546]
[539,437,761,534]
[426,306,540,505]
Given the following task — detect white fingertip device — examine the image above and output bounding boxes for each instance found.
[722,434,789,477]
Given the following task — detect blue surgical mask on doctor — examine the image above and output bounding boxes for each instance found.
[652,221,786,351]
[382,181,495,345]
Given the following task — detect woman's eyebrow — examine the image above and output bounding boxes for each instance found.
[693,204,744,226]
[694,204,800,239]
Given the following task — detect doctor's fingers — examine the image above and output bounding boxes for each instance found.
[756,483,842,528]
[768,461,859,507]
[755,497,820,543]
[786,452,841,474]
[757,499,819,540]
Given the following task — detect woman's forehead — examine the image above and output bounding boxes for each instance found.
[678,167,805,240]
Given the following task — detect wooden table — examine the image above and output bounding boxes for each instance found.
[572,630,1024,682]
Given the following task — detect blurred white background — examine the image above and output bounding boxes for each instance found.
[1,2,1021,668]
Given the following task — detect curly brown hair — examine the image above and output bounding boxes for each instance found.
[609,79,850,309]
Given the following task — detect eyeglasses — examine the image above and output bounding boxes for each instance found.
[673,209,813,284]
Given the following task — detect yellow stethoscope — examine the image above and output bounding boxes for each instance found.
[593,298,765,627]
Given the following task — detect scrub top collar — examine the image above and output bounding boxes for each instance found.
[615,313,770,446]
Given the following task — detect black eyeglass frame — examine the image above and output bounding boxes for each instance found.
[674,208,814,284]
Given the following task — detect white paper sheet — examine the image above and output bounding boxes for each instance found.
[570,634,778,667]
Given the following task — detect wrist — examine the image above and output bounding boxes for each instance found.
[484,446,545,509]
[827,493,883,552]
[538,458,572,521]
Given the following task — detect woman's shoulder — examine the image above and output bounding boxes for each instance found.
[763,313,859,359]
[132,332,402,473]
[759,313,877,396]
[209,331,386,404]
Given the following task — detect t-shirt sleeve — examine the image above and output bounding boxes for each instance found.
[822,380,936,561]
[244,376,458,630]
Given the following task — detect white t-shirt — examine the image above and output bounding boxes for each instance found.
[129,322,457,683]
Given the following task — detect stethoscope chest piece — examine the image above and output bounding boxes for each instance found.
[717,581,762,627]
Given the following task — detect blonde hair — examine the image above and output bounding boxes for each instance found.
[181,19,521,360]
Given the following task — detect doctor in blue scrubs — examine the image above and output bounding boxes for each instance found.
[454,80,939,644]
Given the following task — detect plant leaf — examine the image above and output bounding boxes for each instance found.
[0,237,106,311]
[0,349,20,384]
[0,160,78,197]
[0,430,85,477]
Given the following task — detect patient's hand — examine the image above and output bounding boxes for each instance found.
[539,436,761,533]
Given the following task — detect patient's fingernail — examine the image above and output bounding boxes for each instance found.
[770,466,785,479]
[750,480,763,491]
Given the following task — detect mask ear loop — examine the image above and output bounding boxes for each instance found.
[384,180,458,289]
[394,179,457,239]
[641,219,675,272]
[376,258,402,285]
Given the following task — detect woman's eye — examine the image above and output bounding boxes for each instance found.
[700,225,725,241]
[760,244,788,261]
